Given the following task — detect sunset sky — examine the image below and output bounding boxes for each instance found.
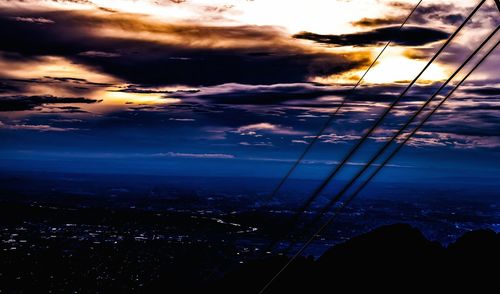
[0,0,499,187]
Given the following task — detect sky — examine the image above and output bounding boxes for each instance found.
[0,0,499,189]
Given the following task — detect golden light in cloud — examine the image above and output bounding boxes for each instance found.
[0,56,119,98]
[100,90,181,106]
[0,55,181,113]
[313,47,449,85]
[0,56,116,84]
[360,55,449,84]
[0,0,475,112]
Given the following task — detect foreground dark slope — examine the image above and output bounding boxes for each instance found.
[212,224,500,293]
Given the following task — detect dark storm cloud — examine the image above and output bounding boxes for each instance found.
[0,81,20,94]
[171,83,435,106]
[436,128,500,138]
[454,104,500,112]
[463,87,500,96]
[293,26,449,47]
[419,95,500,142]
[173,84,346,105]
[0,95,101,112]
[0,9,366,86]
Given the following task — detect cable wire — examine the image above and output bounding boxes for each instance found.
[257,1,488,292]
[282,25,499,255]
[288,39,499,267]
[258,36,498,294]
[263,0,486,256]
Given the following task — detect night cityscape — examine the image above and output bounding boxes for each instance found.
[0,0,499,292]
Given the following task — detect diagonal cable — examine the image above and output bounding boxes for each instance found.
[258,35,498,294]
[343,40,499,222]
[284,38,499,267]
[281,25,499,255]
[257,1,488,292]
[262,0,486,255]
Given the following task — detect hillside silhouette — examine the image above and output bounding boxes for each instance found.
[212,223,500,293]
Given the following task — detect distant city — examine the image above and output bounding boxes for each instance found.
[1,171,499,290]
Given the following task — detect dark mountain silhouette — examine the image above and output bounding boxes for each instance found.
[211,224,500,293]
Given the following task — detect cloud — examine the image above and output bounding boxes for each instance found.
[0,55,116,98]
[0,9,365,86]
[237,122,306,136]
[407,131,500,149]
[387,2,485,27]
[351,16,402,27]
[0,95,101,111]
[11,16,55,24]
[113,85,199,95]
[172,82,425,108]
[462,87,500,97]
[307,133,361,144]
[238,123,277,132]
[42,105,89,113]
[409,3,465,26]
[154,152,235,159]
[168,118,195,122]
[0,81,20,93]
[294,25,449,47]
[78,51,121,58]
[172,83,349,105]
[239,141,273,147]
[242,156,411,168]
[0,121,78,132]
